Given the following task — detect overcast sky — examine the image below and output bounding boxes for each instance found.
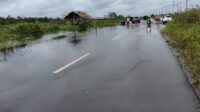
[0,0,199,18]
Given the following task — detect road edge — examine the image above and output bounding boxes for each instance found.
[162,34,200,104]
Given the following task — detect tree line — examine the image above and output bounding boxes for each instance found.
[0,16,63,25]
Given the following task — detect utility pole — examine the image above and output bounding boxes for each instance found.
[196,4,199,8]
[173,0,175,13]
[165,7,167,14]
[186,0,188,11]
[177,3,179,12]
[180,2,182,12]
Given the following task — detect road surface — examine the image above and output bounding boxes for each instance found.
[0,24,199,112]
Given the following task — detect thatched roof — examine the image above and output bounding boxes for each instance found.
[73,11,91,18]
[65,11,91,19]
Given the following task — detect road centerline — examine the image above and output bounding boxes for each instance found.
[112,30,129,41]
[53,53,91,74]
[112,35,120,41]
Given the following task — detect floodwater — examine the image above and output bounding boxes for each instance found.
[0,23,199,112]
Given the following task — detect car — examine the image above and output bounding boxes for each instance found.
[131,17,140,23]
[143,16,148,21]
[162,15,172,24]
[155,16,161,21]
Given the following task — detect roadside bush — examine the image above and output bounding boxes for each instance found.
[173,9,200,25]
[162,9,200,88]
[14,22,43,38]
[94,19,122,28]
[0,19,6,25]
[77,19,92,32]
[42,25,60,32]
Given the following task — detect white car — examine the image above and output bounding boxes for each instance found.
[162,15,172,24]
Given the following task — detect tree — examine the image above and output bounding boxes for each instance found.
[117,15,125,19]
[0,17,6,25]
[6,15,16,24]
[108,12,118,19]
[151,14,155,18]
[17,16,21,20]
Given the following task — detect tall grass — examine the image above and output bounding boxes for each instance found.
[14,22,43,37]
[0,18,122,52]
[94,19,122,28]
[162,9,200,88]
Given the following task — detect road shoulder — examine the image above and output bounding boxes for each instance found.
[162,33,200,104]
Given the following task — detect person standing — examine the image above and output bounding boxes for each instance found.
[147,17,152,32]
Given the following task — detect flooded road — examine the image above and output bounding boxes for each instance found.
[0,24,199,112]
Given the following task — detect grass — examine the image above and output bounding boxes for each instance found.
[0,21,80,50]
[0,41,27,53]
[94,19,122,28]
[0,18,122,52]
[52,35,66,40]
[0,19,122,40]
[162,9,200,90]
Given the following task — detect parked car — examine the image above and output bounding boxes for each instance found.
[155,16,161,21]
[143,16,148,21]
[162,15,172,24]
[131,17,140,23]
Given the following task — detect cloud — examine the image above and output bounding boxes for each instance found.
[0,0,198,17]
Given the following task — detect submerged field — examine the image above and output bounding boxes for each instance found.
[0,18,122,51]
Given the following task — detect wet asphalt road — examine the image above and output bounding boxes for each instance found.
[0,24,199,112]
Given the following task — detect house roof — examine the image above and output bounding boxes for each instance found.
[70,11,91,18]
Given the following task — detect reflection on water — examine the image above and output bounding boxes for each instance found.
[70,38,82,45]
[0,31,82,63]
[0,43,29,62]
[0,26,124,63]
[0,26,125,94]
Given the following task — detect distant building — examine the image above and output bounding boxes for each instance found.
[65,11,92,20]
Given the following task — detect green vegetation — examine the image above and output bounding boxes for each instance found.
[0,21,75,51]
[14,22,43,37]
[94,19,122,28]
[162,9,200,89]
[52,35,66,40]
[0,17,122,51]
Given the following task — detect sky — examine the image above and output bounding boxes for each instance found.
[0,0,199,18]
